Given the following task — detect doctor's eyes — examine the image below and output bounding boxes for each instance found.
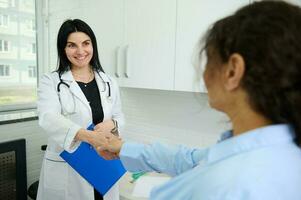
[66,41,91,49]
[83,41,91,46]
[66,43,76,48]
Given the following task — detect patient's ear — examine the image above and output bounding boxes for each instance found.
[224,53,245,91]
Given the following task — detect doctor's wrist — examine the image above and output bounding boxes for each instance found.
[75,128,92,143]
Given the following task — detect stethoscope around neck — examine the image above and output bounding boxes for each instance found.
[56,70,112,114]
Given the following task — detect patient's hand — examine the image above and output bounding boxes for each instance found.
[87,130,123,160]
[96,134,124,160]
[98,150,119,160]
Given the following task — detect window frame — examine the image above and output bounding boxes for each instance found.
[0,0,41,114]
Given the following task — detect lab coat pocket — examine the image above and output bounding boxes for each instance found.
[44,158,68,192]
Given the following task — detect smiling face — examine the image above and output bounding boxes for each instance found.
[65,31,93,70]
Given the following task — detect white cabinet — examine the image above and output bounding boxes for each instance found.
[47,0,83,71]
[116,0,177,90]
[175,0,250,92]
[83,0,177,91]
[82,0,124,78]
[45,0,250,92]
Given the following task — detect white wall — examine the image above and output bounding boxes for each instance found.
[121,88,229,147]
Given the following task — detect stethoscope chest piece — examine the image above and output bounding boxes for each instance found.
[107,96,113,103]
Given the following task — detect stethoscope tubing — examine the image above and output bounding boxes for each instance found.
[56,71,112,115]
[57,71,111,97]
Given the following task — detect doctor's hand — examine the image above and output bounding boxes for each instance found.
[75,128,123,159]
[94,119,115,133]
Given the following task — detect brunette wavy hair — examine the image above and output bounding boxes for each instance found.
[203,1,301,146]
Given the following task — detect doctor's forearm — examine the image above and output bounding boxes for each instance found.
[75,128,94,143]
[75,128,109,149]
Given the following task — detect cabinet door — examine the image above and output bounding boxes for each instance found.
[175,0,250,92]
[82,0,124,78]
[121,0,177,90]
[47,0,83,71]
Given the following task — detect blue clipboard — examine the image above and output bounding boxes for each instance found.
[60,124,126,195]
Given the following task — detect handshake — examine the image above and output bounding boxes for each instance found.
[76,119,124,160]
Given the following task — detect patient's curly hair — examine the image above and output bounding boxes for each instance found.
[203,1,301,146]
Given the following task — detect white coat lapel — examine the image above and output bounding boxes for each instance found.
[61,71,91,111]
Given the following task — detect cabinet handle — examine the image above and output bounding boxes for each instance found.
[124,45,130,78]
[115,46,121,78]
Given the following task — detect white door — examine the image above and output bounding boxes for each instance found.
[174,0,250,92]
[120,0,177,90]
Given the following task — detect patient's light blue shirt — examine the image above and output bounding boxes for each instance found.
[120,124,301,200]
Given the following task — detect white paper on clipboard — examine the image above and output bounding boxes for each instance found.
[132,176,171,198]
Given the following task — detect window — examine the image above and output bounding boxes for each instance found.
[0,64,10,76]
[28,42,36,54]
[28,65,36,78]
[21,0,34,10]
[0,0,15,7]
[10,0,15,7]
[0,40,9,52]
[26,19,35,31]
[0,14,9,27]
[0,0,9,8]
[0,0,37,112]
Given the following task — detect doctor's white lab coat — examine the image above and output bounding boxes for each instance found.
[36,70,124,200]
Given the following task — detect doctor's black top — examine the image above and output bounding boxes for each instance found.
[77,78,104,124]
[77,78,104,200]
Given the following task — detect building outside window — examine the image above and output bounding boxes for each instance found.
[28,65,36,78]
[0,40,10,52]
[10,0,15,7]
[0,14,9,27]
[0,0,14,8]
[0,64,10,76]
[0,0,9,8]
[26,19,35,31]
[0,0,37,112]
[31,42,36,54]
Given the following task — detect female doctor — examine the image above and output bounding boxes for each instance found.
[36,19,124,200]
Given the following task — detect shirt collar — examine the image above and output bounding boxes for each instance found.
[207,124,295,164]
[60,69,109,82]
[60,70,74,82]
